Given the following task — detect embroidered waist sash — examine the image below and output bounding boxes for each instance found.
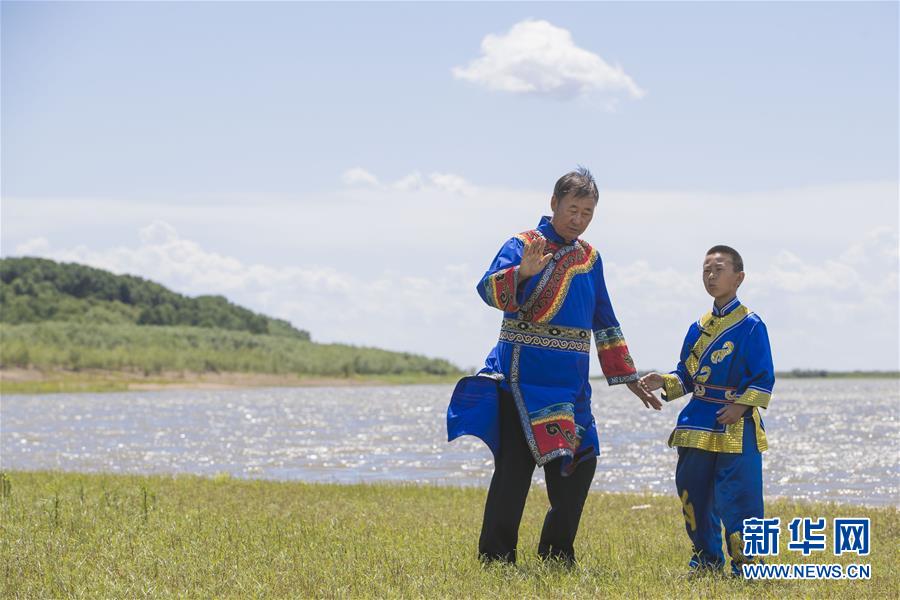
[691,383,739,404]
[499,318,591,354]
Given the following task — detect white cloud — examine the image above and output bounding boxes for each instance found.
[341,167,476,196]
[763,251,861,293]
[139,220,179,245]
[757,227,899,300]
[42,222,356,298]
[341,167,381,187]
[840,227,899,266]
[14,237,51,255]
[452,19,645,101]
[428,172,475,196]
[393,171,426,192]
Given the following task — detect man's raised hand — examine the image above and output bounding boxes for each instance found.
[519,238,553,279]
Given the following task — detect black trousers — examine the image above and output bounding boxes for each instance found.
[478,388,597,564]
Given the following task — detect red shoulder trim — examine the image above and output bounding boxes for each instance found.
[513,230,542,244]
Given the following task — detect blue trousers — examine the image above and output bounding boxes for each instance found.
[675,416,763,573]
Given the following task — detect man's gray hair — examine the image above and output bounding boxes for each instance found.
[553,166,599,203]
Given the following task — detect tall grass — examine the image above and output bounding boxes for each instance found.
[1,471,896,598]
[0,322,460,377]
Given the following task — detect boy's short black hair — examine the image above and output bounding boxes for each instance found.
[553,166,599,203]
[706,245,744,272]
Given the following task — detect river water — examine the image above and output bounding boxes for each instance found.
[1,379,897,506]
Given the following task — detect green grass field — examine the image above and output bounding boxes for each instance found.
[1,471,896,598]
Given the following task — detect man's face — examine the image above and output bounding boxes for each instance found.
[550,193,596,242]
[703,252,744,300]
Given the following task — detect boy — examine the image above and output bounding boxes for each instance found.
[640,245,774,576]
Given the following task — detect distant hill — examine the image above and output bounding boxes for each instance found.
[0,257,461,382]
[0,257,309,339]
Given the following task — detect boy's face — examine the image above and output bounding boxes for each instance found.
[703,252,744,300]
[550,193,596,242]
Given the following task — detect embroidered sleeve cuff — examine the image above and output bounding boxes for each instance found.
[661,373,686,402]
[594,326,637,385]
[607,372,640,386]
[734,388,771,409]
[482,266,520,312]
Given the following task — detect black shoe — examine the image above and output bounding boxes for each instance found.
[479,551,516,566]
[686,554,724,579]
[537,544,576,568]
[731,558,764,579]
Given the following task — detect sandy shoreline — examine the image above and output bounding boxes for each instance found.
[0,368,458,393]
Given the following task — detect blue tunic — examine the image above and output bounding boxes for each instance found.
[447,216,638,471]
[661,297,775,453]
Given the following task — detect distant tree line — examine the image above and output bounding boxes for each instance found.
[0,257,309,340]
[781,369,830,378]
[777,369,899,379]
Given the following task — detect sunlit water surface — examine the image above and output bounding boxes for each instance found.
[2,379,897,506]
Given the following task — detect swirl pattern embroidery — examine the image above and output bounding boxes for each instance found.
[519,240,598,323]
[711,341,735,364]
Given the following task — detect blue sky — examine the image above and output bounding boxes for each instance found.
[2,1,898,372]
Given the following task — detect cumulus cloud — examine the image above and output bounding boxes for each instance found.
[341,167,381,187]
[139,220,179,245]
[756,228,898,297]
[14,237,51,255]
[840,227,900,267]
[393,172,426,192]
[753,227,899,326]
[429,172,475,196]
[452,19,645,101]
[17,221,352,297]
[763,251,862,294]
[341,168,476,196]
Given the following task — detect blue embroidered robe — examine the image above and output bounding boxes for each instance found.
[662,297,775,453]
[447,216,638,471]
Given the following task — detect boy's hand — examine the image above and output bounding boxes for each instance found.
[716,403,750,425]
[626,380,662,410]
[519,238,553,279]
[639,372,664,392]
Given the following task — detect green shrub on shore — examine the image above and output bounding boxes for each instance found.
[0,256,310,339]
[0,322,460,378]
[1,471,897,598]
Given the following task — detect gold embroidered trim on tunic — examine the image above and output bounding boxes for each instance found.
[667,407,768,453]
[734,388,771,409]
[662,373,686,401]
[685,306,751,376]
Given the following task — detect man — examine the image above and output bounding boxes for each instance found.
[639,246,774,577]
[447,167,660,565]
